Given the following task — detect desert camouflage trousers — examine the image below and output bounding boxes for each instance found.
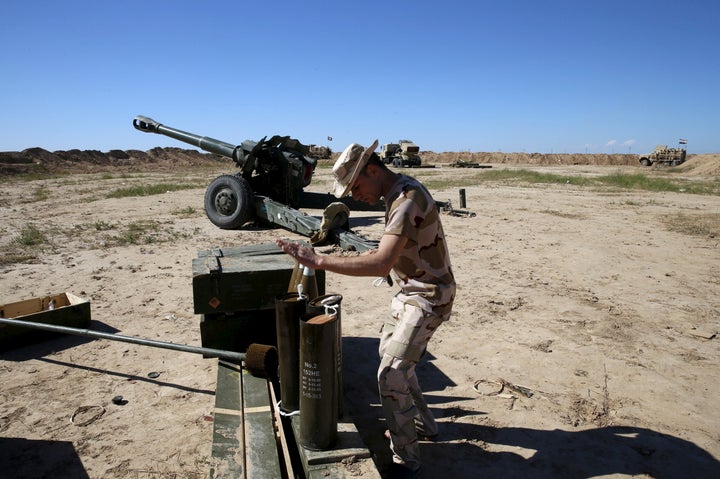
[378,296,452,469]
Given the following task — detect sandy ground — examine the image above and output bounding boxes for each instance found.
[1,163,719,478]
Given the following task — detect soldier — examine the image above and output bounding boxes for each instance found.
[276,140,455,478]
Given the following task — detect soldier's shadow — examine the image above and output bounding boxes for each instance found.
[342,336,461,470]
[419,423,719,479]
[342,336,720,479]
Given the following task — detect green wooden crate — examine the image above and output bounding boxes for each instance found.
[199,310,278,354]
[192,243,324,315]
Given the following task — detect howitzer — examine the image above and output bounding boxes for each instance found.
[133,115,317,230]
[133,116,378,252]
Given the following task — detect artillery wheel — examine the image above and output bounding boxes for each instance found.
[204,174,253,229]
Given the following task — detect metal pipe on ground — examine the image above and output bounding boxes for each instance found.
[0,317,277,378]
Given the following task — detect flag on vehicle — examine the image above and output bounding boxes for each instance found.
[679,138,688,144]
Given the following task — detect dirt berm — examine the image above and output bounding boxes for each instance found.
[2,147,720,176]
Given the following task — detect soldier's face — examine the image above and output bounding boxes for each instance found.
[350,167,382,205]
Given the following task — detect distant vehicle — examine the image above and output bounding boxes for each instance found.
[378,143,400,164]
[308,145,332,159]
[378,140,422,167]
[639,145,687,167]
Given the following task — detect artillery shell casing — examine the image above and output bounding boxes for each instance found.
[287,260,304,293]
[308,294,343,418]
[275,292,307,413]
[299,312,338,450]
[299,266,319,301]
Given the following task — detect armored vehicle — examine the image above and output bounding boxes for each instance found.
[378,140,422,167]
[133,116,317,229]
[378,143,400,164]
[308,144,332,159]
[638,145,687,167]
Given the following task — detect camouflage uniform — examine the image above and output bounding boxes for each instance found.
[378,175,455,470]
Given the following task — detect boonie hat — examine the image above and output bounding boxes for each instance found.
[332,139,379,198]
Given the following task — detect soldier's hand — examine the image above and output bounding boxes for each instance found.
[276,239,318,268]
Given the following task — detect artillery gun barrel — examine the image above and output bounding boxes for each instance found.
[0,317,278,376]
[133,115,242,161]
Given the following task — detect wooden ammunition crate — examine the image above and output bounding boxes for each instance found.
[199,310,278,354]
[192,243,324,315]
[193,243,324,352]
[0,292,91,351]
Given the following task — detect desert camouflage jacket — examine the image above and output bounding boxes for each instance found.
[384,175,455,315]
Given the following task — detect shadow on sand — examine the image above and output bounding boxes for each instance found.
[342,336,719,479]
[0,437,90,479]
[1,320,216,396]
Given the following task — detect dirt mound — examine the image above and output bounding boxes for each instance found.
[321,150,640,168]
[327,150,640,167]
[679,154,720,176]
[0,147,225,175]
[3,147,718,177]
[421,151,639,166]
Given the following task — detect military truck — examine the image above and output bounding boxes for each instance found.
[378,140,422,167]
[308,144,332,159]
[638,145,687,167]
[378,143,400,164]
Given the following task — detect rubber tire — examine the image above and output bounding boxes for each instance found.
[204,174,253,230]
[640,158,651,167]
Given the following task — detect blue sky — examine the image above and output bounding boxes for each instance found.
[1,0,718,154]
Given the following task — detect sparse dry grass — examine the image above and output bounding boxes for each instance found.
[2,219,190,266]
[661,212,720,238]
[420,169,719,195]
